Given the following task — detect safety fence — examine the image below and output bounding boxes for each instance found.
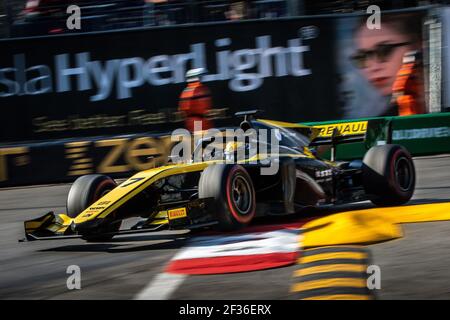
[3,0,429,38]
[1,0,289,37]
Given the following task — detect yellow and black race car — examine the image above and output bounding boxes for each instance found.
[23,111,415,242]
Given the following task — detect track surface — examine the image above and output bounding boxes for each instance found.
[0,155,449,299]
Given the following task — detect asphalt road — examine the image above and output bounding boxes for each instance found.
[0,155,449,300]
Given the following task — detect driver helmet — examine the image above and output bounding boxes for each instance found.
[224,141,247,162]
[186,68,206,83]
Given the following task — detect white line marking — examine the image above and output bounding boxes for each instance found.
[134,273,187,300]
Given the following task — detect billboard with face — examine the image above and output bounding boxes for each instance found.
[336,11,427,119]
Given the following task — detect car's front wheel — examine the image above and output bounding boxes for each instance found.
[67,174,120,241]
[199,164,256,231]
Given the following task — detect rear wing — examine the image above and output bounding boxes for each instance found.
[253,117,391,160]
[310,120,368,145]
[307,118,392,160]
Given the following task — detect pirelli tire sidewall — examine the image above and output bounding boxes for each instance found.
[362,144,415,206]
[66,174,117,218]
[199,164,256,231]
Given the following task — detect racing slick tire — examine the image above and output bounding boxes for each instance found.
[199,164,256,231]
[362,144,415,206]
[67,174,120,242]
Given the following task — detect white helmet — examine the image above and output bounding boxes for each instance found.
[185,68,206,83]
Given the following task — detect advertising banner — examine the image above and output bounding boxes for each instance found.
[0,9,433,144]
[0,133,176,187]
[336,10,428,119]
[0,18,337,142]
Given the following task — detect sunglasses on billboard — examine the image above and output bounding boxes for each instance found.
[351,42,411,68]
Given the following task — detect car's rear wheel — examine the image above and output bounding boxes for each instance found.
[199,164,256,231]
[362,144,415,206]
[67,174,120,241]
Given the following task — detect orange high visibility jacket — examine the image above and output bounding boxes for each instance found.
[178,81,213,131]
[392,61,425,116]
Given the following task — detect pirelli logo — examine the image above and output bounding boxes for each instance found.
[168,208,187,220]
[290,246,375,300]
[315,121,368,138]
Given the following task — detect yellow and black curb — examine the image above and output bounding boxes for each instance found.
[290,246,375,300]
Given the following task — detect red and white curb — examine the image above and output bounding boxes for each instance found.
[134,220,308,300]
[166,227,302,274]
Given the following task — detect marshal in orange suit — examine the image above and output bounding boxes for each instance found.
[178,68,214,132]
[391,51,426,116]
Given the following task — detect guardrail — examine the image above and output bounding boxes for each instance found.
[0,132,177,188]
[0,112,449,188]
[303,112,450,160]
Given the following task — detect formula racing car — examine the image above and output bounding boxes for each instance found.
[23,111,416,242]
